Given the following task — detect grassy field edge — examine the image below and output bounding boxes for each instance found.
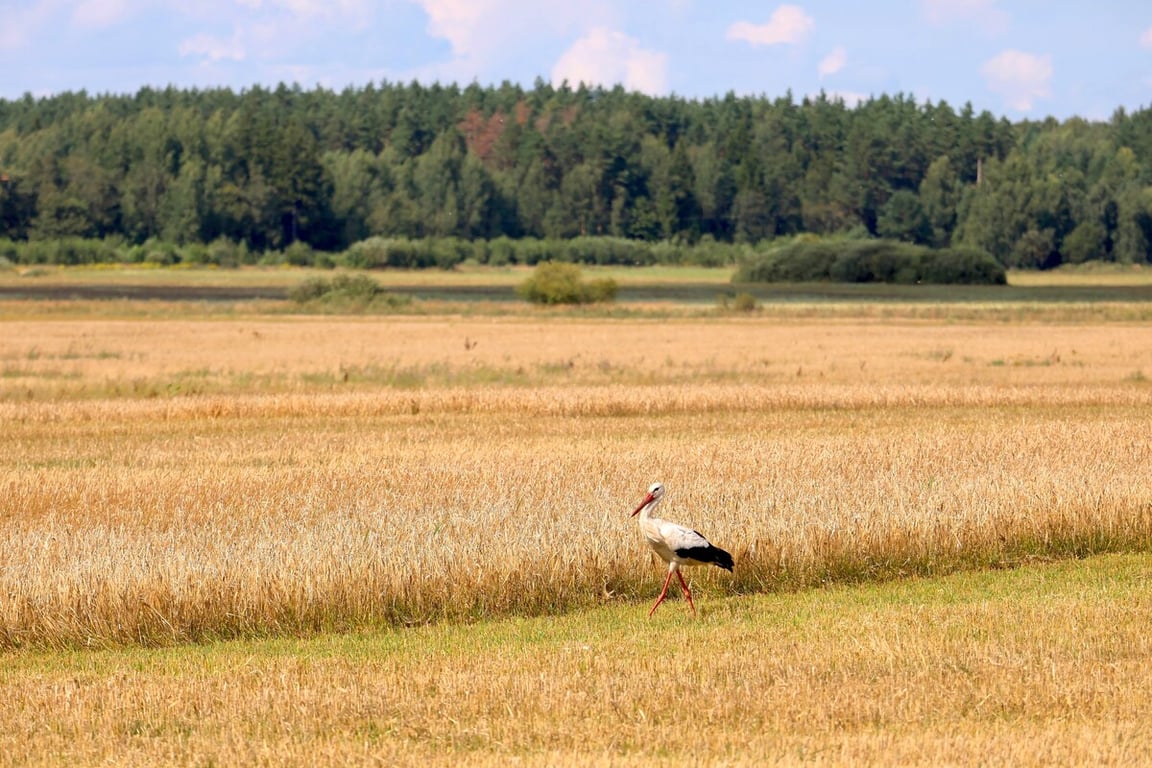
[4,552,1151,766]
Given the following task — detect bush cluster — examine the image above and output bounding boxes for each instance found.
[0,234,748,269]
[515,262,619,305]
[0,234,1003,286]
[0,236,256,267]
[287,273,410,308]
[341,237,477,269]
[341,235,741,269]
[734,238,1006,285]
[717,292,760,312]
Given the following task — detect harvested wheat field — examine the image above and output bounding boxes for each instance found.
[3,295,1152,765]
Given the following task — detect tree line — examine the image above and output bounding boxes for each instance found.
[2,80,1151,268]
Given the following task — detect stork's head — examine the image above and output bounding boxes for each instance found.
[630,482,665,516]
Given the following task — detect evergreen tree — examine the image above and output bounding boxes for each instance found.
[0,80,1150,268]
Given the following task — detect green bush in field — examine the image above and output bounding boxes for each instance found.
[561,236,655,266]
[288,273,411,308]
[583,277,620,303]
[920,246,1008,284]
[205,237,250,267]
[283,241,315,267]
[734,237,1005,285]
[732,292,759,312]
[828,240,926,283]
[289,276,331,303]
[141,239,179,266]
[327,273,389,300]
[486,236,517,266]
[516,261,619,305]
[735,237,840,282]
[342,237,439,269]
[717,291,760,312]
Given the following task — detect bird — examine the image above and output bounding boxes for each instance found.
[630,482,734,616]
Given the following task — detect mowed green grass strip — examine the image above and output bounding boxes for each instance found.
[4,552,1151,767]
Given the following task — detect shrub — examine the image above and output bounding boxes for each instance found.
[9,237,124,265]
[921,246,1007,285]
[0,238,17,264]
[142,238,178,266]
[734,237,839,282]
[717,291,760,312]
[206,237,247,267]
[732,292,759,312]
[828,240,925,284]
[516,261,619,305]
[327,273,387,301]
[583,277,620,303]
[560,236,655,266]
[429,238,470,270]
[288,276,331,303]
[341,237,468,269]
[341,236,391,269]
[734,237,1005,286]
[284,241,315,267]
[683,235,739,267]
[288,273,411,309]
[486,236,518,267]
[516,238,555,265]
[180,243,210,265]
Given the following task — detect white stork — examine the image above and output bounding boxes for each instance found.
[630,482,734,616]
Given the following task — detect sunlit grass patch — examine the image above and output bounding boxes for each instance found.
[2,553,1151,765]
[3,388,1151,650]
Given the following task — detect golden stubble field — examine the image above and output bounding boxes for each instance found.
[4,312,1152,396]
[3,554,1151,767]
[4,312,1152,645]
[3,303,1152,765]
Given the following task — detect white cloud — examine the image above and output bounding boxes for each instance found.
[727,4,814,47]
[1140,26,1152,49]
[73,0,353,30]
[179,32,246,62]
[818,46,847,78]
[1,0,66,50]
[414,0,613,61]
[71,0,138,28]
[922,0,1008,35]
[552,27,668,95]
[982,49,1052,111]
[234,0,373,23]
[418,0,495,57]
[398,0,621,86]
[173,0,377,66]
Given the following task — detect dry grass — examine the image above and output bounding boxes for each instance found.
[1008,263,1152,286]
[2,316,1151,649]
[2,554,1151,766]
[3,316,1152,400]
[4,296,1152,765]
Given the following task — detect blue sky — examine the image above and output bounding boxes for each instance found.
[2,1,1151,120]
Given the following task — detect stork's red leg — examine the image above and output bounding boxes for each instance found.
[649,569,676,616]
[676,570,696,616]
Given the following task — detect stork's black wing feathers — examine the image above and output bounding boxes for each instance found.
[674,540,735,572]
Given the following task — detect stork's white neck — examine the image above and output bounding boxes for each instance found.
[638,495,663,522]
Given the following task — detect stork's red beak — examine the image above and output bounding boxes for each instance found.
[631,492,654,517]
